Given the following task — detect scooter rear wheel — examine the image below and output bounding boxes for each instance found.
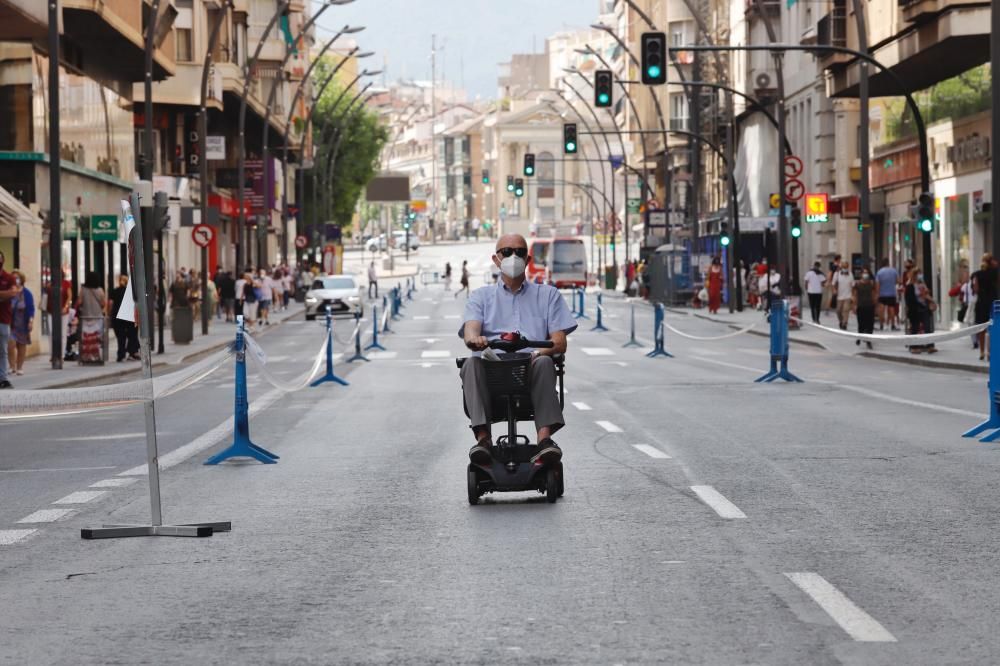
[467,465,479,505]
[545,468,559,503]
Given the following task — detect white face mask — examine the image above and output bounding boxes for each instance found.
[499,255,526,279]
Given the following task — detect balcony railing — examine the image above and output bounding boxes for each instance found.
[817,0,847,48]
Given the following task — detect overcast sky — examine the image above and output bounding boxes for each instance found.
[314,0,600,100]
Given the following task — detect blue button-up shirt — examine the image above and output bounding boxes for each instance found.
[459,280,577,350]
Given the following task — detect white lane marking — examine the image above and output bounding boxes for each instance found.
[423,338,440,344]
[690,485,746,519]
[421,350,451,358]
[413,315,431,320]
[119,388,285,476]
[53,491,108,505]
[419,362,439,368]
[0,529,37,545]
[368,351,398,360]
[603,361,628,367]
[90,478,137,488]
[581,347,615,356]
[691,347,724,356]
[572,402,592,411]
[17,508,75,524]
[595,420,623,433]
[45,433,149,442]
[0,466,117,474]
[443,314,461,320]
[837,384,983,418]
[784,572,897,642]
[633,444,671,459]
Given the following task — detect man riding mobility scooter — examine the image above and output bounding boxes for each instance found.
[458,332,566,504]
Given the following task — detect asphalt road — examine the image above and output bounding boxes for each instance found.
[1,242,998,664]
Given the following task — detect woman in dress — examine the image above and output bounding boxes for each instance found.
[972,253,997,361]
[8,270,34,375]
[706,256,723,314]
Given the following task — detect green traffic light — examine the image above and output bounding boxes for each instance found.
[720,236,731,247]
[647,65,661,79]
[598,93,609,105]
[565,142,576,152]
[791,226,802,239]
[919,219,933,232]
[525,167,534,175]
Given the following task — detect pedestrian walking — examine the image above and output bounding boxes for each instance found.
[241,272,258,329]
[853,269,876,348]
[971,253,997,361]
[758,266,781,311]
[7,270,34,376]
[443,261,453,291]
[748,262,760,310]
[234,272,246,319]
[367,260,378,299]
[218,271,236,322]
[188,270,202,322]
[108,274,139,361]
[832,263,854,330]
[454,260,470,298]
[0,251,23,388]
[875,258,900,331]
[828,254,842,312]
[803,262,826,323]
[257,270,272,326]
[706,257,723,314]
[76,271,107,364]
[281,269,293,309]
[905,267,937,354]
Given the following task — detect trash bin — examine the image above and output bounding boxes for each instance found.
[171,305,194,344]
[604,266,618,290]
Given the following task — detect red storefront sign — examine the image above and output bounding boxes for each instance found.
[207,193,251,218]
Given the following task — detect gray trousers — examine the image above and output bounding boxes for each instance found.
[460,355,564,435]
[0,322,9,381]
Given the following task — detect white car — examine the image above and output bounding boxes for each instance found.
[365,234,388,252]
[304,274,364,320]
[393,230,419,251]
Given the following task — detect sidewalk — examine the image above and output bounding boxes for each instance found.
[8,303,305,391]
[655,300,989,374]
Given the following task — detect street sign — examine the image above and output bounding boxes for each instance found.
[769,193,781,209]
[647,209,667,228]
[627,198,641,213]
[784,178,805,202]
[90,215,118,242]
[609,155,624,169]
[295,234,308,249]
[192,224,214,248]
[804,193,830,223]
[784,155,803,178]
[206,136,225,160]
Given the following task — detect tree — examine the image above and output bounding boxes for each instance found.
[308,59,388,234]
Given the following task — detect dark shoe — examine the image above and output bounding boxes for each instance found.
[0,380,12,389]
[531,438,562,464]
[469,438,493,465]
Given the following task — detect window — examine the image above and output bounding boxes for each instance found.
[670,93,689,131]
[176,28,193,62]
[175,0,194,62]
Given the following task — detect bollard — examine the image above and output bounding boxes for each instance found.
[396,282,406,311]
[964,300,1000,440]
[205,315,280,464]
[645,303,673,358]
[590,292,609,332]
[406,277,414,300]
[347,311,370,362]
[365,304,388,351]
[391,287,402,321]
[311,306,349,387]
[574,288,590,320]
[754,299,802,383]
[569,288,579,316]
[622,303,642,348]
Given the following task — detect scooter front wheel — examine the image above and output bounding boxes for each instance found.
[545,468,559,503]
[467,465,480,505]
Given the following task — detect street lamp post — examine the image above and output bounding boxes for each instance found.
[47,0,63,369]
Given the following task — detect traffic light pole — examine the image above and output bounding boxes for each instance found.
[47,0,63,369]
[993,0,1000,262]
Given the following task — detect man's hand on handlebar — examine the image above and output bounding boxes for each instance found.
[465,335,489,351]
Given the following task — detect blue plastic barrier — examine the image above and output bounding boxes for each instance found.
[963,301,1000,441]
[347,311,370,363]
[365,304,388,351]
[311,307,349,387]
[204,316,280,465]
[755,299,802,383]
[591,292,609,332]
[574,289,590,320]
[645,303,673,358]
[622,303,642,348]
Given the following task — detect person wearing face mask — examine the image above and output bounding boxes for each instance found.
[832,262,855,330]
[459,234,578,466]
[0,250,22,388]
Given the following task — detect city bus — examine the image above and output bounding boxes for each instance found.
[526,237,587,288]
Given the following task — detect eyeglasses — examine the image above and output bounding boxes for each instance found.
[496,247,528,259]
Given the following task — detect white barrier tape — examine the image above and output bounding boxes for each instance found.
[791,317,989,345]
[380,307,389,329]
[332,319,361,346]
[0,347,234,420]
[244,334,328,393]
[663,319,762,341]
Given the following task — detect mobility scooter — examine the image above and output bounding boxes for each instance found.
[457,332,566,504]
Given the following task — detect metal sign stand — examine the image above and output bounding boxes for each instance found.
[82,194,231,539]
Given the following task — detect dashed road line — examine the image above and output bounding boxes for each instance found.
[690,485,746,519]
[53,491,108,505]
[421,350,451,358]
[595,420,623,433]
[572,402,592,411]
[0,529,37,545]
[90,478,137,488]
[17,508,75,524]
[580,347,615,356]
[413,316,430,320]
[0,466,117,474]
[784,572,897,642]
[368,351,399,360]
[633,444,671,459]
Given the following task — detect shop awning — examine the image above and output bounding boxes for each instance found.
[0,185,34,227]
